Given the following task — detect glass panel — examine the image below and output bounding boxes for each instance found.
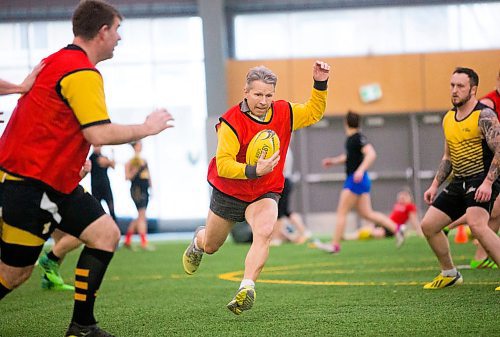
[460,3,500,50]
[234,2,500,59]
[152,17,204,62]
[112,19,152,64]
[0,17,208,221]
[0,23,30,67]
[403,5,460,53]
[98,63,154,110]
[234,13,291,59]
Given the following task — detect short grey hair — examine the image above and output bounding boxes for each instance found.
[245,66,277,90]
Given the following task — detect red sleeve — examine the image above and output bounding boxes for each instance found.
[407,203,417,213]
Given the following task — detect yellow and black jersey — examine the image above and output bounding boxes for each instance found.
[443,102,492,179]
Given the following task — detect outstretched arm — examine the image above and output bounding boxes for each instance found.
[322,154,346,168]
[0,62,44,95]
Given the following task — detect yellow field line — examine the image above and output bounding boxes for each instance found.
[216,260,497,286]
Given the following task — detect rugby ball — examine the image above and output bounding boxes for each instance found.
[246,129,280,165]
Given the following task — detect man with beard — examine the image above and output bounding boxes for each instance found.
[420,67,500,291]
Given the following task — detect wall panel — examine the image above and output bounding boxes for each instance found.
[227,50,499,115]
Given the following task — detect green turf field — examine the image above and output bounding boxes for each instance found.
[1,235,498,337]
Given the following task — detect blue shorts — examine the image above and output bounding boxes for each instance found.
[343,172,371,195]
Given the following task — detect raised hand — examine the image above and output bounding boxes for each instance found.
[313,61,330,82]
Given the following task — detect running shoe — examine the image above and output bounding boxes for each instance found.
[41,275,74,291]
[65,322,115,337]
[423,272,463,289]
[470,257,498,269]
[309,239,340,253]
[395,225,406,248]
[38,253,64,286]
[182,226,205,275]
[227,286,256,315]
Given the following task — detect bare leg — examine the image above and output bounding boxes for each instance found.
[356,193,397,233]
[421,207,454,270]
[199,210,234,254]
[271,218,288,245]
[333,189,358,246]
[288,212,310,243]
[473,197,500,261]
[124,219,137,247]
[0,264,35,291]
[467,207,500,265]
[243,198,277,281]
[52,231,82,261]
[135,208,149,248]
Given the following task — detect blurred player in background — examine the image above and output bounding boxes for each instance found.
[271,148,311,246]
[124,140,153,251]
[316,111,405,254]
[90,145,116,221]
[344,188,421,241]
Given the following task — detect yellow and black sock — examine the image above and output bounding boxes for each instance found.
[0,275,12,300]
[71,246,113,325]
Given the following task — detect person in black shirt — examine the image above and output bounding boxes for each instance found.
[89,145,116,221]
[316,111,403,253]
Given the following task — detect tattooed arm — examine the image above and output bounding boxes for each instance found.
[476,107,500,202]
[423,142,452,205]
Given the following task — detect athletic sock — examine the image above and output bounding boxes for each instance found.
[140,233,147,247]
[47,250,61,263]
[441,268,458,277]
[193,236,202,251]
[71,246,114,326]
[124,231,133,245]
[239,279,255,289]
[0,275,11,300]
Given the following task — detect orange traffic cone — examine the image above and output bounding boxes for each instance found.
[454,225,469,244]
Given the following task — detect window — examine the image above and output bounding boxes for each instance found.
[233,2,500,59]
[0,17,209,220]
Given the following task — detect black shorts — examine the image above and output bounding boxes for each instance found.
[278,178,293,219]
[92,183,114,203]
[210,188,280,223]
[433,176,500,221]
[131,185,149,210]
[1,180,106,267]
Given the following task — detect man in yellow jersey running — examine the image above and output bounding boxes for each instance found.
[420,67,500,291]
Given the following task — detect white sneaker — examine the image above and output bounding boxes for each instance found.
[395,225,406,248]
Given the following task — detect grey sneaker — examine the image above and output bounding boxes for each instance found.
[395,225,406,248]
[227,286,256,315]
[65,322,116,337]
[182,226,205,275]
